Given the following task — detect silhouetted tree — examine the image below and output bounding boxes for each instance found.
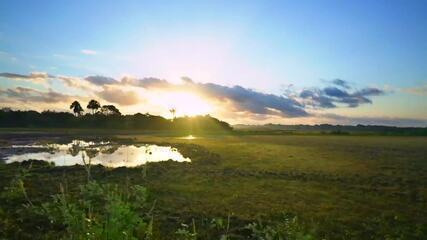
[87,99,101,114]
[85,148,100,159]
[70,101,84,116]
[101,105,121,116]
[0,108,236,132]
[169,108,176,120]
[100,145,119,154]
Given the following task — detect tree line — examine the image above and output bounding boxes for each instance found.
[0,100,233,132]
[70,100,121,116]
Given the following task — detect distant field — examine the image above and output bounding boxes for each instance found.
[1,132,427,239]
[131,135,427,231]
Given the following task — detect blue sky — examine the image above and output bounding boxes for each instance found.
[1,0,426,126]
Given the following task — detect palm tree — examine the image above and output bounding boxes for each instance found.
[169,108,176,120]
[87,99,101,114]
[70,101,84,116]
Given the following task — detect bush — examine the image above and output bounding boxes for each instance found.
[40,181,153,240]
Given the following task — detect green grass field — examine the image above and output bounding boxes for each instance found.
[1,133,427,239]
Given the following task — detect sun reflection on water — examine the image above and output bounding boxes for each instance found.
[181,135,196,140]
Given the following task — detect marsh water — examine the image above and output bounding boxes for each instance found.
[4,140,190,167]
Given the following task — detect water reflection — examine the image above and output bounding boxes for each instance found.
[180,135,196,140]
[5,140,190,167]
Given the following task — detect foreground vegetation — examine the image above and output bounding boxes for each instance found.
[1,133,427,239]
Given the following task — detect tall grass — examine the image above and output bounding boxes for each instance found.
[0,161,317,239]
[41,181,153,240]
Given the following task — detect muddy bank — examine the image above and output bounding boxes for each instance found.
[0,133,119,161]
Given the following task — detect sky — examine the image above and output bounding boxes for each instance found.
[0,0,426,126]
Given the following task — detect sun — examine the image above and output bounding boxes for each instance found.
[151,91,214,117]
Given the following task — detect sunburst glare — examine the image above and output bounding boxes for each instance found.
[149,91,214,117]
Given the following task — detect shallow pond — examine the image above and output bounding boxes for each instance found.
[4,140,190,167]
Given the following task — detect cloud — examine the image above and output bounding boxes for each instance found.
[81,49,97,55]
[30,72,51,78]
[5,71,379,118]
[86,76,385,118]
[0,72,52,80]
[0,87,73,103]
[299,89,337,108]
[0,72,139,105]
[97,86,140,106]
[403,83,427,96]
[120,76,171,89]
[85,75,118,85]
[298,81,385,108]
[57,75,99,92]
[331,79,351,89]
[0,72,51,84]
[0,71,392,122]
[0,72,102,91]
[0,72,32,79]
[185,80,308,117]
[85,75,308,117]
[120,76,308,117]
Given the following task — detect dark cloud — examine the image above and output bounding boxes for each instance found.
[299,89,337,108]
[331,79,351,89]
[184,80,308,117]
[0,87,73,103]
[0,72,49,79]
[0,72,52,81]
[0,73,32,79]
[84,75,118,85]
[299,80,385,108]
[356,87,385,96]
[324,87,350,98]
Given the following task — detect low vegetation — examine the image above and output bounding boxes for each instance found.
[0,161,315,239]
[1,134,426,239]
[234,124,427,136]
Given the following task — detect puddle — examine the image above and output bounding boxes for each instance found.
[4,140,190,167]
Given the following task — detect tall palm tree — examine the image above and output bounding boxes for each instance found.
[70,101,84,116]
[87,99,101,114]
[169,108,176,120]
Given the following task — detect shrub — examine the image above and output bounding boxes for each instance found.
[40,181,153,240]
